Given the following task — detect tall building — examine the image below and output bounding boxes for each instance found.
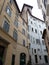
[0,0,30,65]
[28,10,49,64]
[37,0,47,21]
[37,0,49,60]
[21,3,48,65]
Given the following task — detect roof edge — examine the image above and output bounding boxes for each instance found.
[27,9,44,22]
[21,3,33,13]
[14,0,20,13]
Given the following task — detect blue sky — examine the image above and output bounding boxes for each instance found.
[16,0,43,20]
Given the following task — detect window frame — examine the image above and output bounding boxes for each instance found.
[6,6,12,17]
[13,29,18,41]
[14,20,18,28]
[3,20,10,33]
[23,40,25,46]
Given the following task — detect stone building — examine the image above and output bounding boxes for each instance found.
[21,3,48,65]
[0,0,30,65]
[37,0,49,61]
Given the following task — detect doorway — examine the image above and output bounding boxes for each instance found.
[20,53,26,65]
[35,55,38,63]
[44,55,48,63]
[0,46,5,65]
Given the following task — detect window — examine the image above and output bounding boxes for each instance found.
[28,25,30,31]
[39,25,41,28]
[31,36,32,42]
[44,55,48,63]
[33,37,35,44]
[22,29,25,35]
[3,20,10,32]
[28,34,30,39]
[28,25,29,31]
[11,55,15,65]
[38,49,40,51]
[44,49,47,52]
[6,6,11,17]
[33,18,36,21]
[32,28,33,32]
[40,31,42,34]
[10,0,13,4]
[14,20,18,28]
[23,40,25,46]
[32,48,33,54]
[13,29,18,41]
[46,46,48,52]
[35,29,37,33]
[36,39,40,44]
[31,21,32,24]
[39,56,41,60]
[28,25,31,31]
[42,40,45,45]
[34,49,36,53]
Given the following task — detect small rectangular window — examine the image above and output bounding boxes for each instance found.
[3,20,10,32]
[32,28,33,31]
[31,21,32,24]
[39,56,41,60]
[42,40,45,45]
[40,31,42,34]
[23,40,25,46]
[34,49,36,53]
[13,29,18,41]
[10,0,13,4]
[36,39,40,44]
[11,55,15,65]
[28,25,29,31]
[6,6,11,17]
[14,20,18,28]
[22,29,25,35]
[38,49,40,51]
[28,34,30,39]
[35,29,37,33]
[33,37,35,44]
[39,25,41,28]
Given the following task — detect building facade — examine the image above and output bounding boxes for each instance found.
[21,3,49,65]
[37,0,49,60]
[37,0,47,21]
[0,0,30,65]
[28,11,49,64]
